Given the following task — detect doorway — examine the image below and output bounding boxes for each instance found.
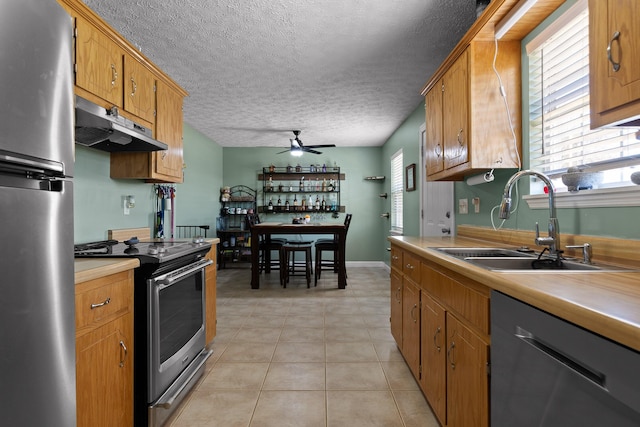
[419,124,454,237]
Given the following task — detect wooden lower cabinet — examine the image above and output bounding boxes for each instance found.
[205,244,218,345]
[390,269,403,346]
[402,278,421,378]
[75,270,134,427]
[421,292,447,425]
[446,313,489,427]
[389,244,490,427]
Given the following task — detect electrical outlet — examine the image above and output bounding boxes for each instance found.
[472,197,480,213]
[458,198,468,215]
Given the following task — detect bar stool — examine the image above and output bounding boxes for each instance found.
[315,213,352,285]
[280,241,314,288]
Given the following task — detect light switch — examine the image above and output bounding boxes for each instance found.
[458,198,468,215]
[472,197,480,213]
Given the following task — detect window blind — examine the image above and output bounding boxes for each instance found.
[528,6,639,182]
[390,150,403,232]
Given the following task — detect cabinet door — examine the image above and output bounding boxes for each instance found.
[443,50,469,170]
[124,53,156,124]
[390,269,403,347]
[421,292,447,426]
[402,279,421,378]
[75,16,123,107]
[155,80,184,181]
[590,0,640,127]
[76,312,133,427]
[425,81,444,175]
[446,313,489,427]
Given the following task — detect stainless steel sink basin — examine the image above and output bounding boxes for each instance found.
[434,247,534,258]
[433,247,635,272]
[465,257,612,271]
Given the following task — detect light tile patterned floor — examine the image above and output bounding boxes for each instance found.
[167,265,439,427]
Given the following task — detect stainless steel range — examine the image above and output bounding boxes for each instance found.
[75,237,213,427]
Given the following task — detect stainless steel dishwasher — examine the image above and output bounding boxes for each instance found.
[491,291,640,426]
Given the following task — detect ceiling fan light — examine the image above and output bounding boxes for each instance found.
[291,149,303,157]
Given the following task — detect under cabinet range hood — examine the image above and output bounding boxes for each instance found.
[74,96,168,152]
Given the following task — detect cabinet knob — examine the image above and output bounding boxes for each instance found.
[110,64,117,87]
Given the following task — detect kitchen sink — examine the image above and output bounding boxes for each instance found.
[434,247,534,258]
[433,247,635,272]
[465,257,610,271]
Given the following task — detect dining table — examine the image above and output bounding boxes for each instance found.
[249,222,347,289]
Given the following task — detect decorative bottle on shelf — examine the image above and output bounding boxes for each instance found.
[301,197,306,210]
[268,198,273,211]
[299,176,304,191]
[322,178,327,192]
[296,164,302,172]
[315,195,320,210]
[322,163,327,172]
[327,179,335,192]
[315,178,320,191]
[287,164,293,173]
[321,196,326,211]
[285,198,290,211]
[308,195,313,210]
[293,195,298,209]
[277,196,282,209]
[266,176,273,192]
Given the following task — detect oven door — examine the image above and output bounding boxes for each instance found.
[147,258,212,403]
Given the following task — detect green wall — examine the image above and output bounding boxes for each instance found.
[454,0,640,240]
[221,146,384,261]
[74,123,223,242]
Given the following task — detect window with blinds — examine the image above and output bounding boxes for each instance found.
[528,2,639,194]
[390,149,403,233]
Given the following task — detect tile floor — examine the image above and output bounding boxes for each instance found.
[167,265,439,427]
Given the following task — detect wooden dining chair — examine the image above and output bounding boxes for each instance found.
[246,213,286,273]
[314,213,352,285]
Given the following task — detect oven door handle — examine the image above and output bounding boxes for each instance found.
[154,258,213,289]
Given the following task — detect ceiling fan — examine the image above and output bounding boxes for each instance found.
[277,130,336,156]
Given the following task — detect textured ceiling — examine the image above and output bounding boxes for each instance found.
[82,0,477,150]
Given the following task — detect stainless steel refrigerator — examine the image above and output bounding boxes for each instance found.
[0,1,76,425]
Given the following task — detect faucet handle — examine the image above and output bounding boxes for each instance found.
[566,243,592,264]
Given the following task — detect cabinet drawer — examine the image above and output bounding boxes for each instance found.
[76,271,133,335]
[403,252,421,283]
[390,246,403,271]
[423,265,489,334]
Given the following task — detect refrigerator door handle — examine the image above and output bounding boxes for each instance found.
[0,151,65,176]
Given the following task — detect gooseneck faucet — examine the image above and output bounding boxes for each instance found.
[499,170,561,258]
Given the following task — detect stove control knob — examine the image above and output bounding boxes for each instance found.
[148,246,159,255]
[192,236,204,244]
[157,246,167,254]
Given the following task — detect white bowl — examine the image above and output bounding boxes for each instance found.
[561,171,603,192]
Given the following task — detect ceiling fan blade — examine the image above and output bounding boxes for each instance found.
[303,148,323,155]
[303,144,336,149]
[276,149,290,154]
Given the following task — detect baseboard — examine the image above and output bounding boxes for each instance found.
[346,261,389,271]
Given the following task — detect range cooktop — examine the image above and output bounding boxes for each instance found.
[74,237,211,264]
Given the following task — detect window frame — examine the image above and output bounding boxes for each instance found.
[390,149,404,234]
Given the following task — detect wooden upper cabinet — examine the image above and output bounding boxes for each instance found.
[74,16,123,107]
[154,80,184,181]
[423,42,521,181]
[589,0,640,128]
[442,51,469,171]
[425,80,444,175]
[123,54,156,125]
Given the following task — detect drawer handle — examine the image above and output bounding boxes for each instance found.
[392,255,398,261]
[447,341,456,370]
[433,326,442,352]
[395,287,401,302]
[607,31,621,72]
[405,263,414,270]
[90,297,111,309]
[119,340,127,368]
[130,77,137,97]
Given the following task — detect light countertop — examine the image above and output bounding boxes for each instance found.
[389,235,640,353]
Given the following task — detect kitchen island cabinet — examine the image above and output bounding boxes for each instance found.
[589,0,640,128]
[75,260,138,427]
